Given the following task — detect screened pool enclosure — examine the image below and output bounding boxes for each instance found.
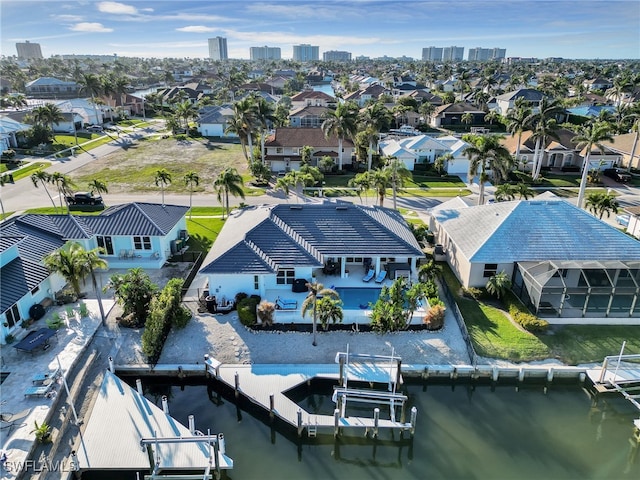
[512,260,640,318]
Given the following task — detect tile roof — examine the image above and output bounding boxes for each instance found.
[434,103,485,115]
[265,128,354,148]
[495,88,544,102]
[200,202,422,275]
[433,198,640,264]
[290,90,335,102]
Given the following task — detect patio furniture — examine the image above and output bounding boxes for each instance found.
[24,382,56,398]
[32,368,60,385]
[374,270,388,284]
[362,269,375,282]
[275,297,298,310]
[292,278,308,293]
[13,328,57,354]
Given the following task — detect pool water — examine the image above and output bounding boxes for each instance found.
[335,287,382,309]
[85,379,640,480]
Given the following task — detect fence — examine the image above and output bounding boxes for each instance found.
[438,276,479,367]
[173,251,204,298]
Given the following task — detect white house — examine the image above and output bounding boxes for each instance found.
[379,134,470,174]
[430,197,640,322]
[0,116,30,153]
[494,88,544,115]
[196,105,235,137]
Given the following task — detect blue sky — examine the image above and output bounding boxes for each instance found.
[1,0,638,60]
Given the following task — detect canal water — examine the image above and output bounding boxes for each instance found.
[96,378,640,480]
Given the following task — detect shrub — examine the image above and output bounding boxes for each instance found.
[424,305,445,330]
[1,149,16,160]
[462,287,484,300]
[237,296,260,327]
[257,301,276,326]
[235,292,248,304]
[504,292,549,333]
[4,334,15,344]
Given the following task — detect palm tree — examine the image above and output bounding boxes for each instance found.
[315,297,344,331]
[456,70,471,101]
[383,156,412,210]
[228,97,258,163]
[88,179,108,197]
[77,73,103,125]
[321,102,358,170]
[461,112,474,128]
[348,172,372,205]
[184,171,200,219]
[494,183,517,202]
[155,168,172,206]
[515,182,534,199]
[275,175,294,202]
[572,122,614,209]
[505,99,532,168]
[526,98,564,180]
[418,260,442,283]
[359,102,392,170]
[463,134,511,205]
[254,96,276,165]
[173,100,198,130]
[49,172,75,212]
[44,241,108,300]
[214,167,245,219]
[486,271,511,299]
[30,104,65,132]
[31,171,57,209]
[585,192,619,219]
[79,245,109,324]
[301,282,339,346]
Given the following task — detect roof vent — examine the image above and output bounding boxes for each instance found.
[290,205,303,210]
[336,206,348,211]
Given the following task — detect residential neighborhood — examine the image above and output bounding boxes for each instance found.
[0,1,639,479]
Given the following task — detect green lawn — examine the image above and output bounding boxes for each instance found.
[53,134,114,152]
[25,207,104,215]
[187,206,227,216]
[440,263,640,364]
[186,216,224,252]
[8,161,52,182]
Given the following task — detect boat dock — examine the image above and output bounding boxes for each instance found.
[204,349,417,438]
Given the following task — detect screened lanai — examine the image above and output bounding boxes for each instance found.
[512,260,640,318]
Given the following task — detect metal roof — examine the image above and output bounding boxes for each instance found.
[200,202,423,275]
[83,203,189,236]
[0,257,50,313]
[433,199,640,264]
[77,370,233,471]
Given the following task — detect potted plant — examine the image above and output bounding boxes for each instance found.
[31,421,52,443]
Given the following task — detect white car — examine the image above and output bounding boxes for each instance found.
[86,125,104,132]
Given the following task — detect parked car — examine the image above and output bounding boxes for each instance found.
[603,168,631,183]
[86,125,104,133]
[66,192,104,205]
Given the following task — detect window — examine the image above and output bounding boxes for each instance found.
[5,304,20,328]
[292,148,300,155]
[96,236,114,255]
[276,268,295,285]
[483,264,498,278]
[134,236,152,250]
[31,285,40,295]
[276,147,283,154]
[254,275,259,290]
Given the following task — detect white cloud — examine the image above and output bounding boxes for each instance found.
[69,22,113,33]
[51,14,84,22]
[97,2,138,15]
[176,25,216,33]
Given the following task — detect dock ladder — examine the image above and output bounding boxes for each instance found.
[307,415,318,438]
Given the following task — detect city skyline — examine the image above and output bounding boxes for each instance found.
[1,0,639,60]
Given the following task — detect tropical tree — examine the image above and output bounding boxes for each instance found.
[526,98,564,180]
[315,296,344,331]
[418,260,442,283]
[300,145,314,166]
[463,134,511,205]
[49,172,75,212]
[88,179,108,197]
[254,95,276,164]
[173,100,198,130]
[461,112,474,128]
[77,72,103,124]
[348,172,372,204]
[227,97,258,163]
[31,171,57,209]
[275,174,294,202]
[214,167,245,218]
[321,101,358,170]
[30,103,65,133]
[494,183,517,202]
[585,192,619,219]
[486,271,511,299]
[359,102,392,170]
[515,182,534,200]
[154,169,172,206]
[106,267,158,326]
[383,156,412,210]
[572,122,614,209]
[44,241,108,300]
[184,171,200,219]
[301,282,339,346]
[369,277,424,332]
[505,98,533,167]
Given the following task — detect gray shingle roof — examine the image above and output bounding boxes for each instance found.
[1,257,50,313]
[200,202,422,275]
[433,199,640,263]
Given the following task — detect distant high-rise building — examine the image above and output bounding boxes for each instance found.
[468,47,507,61]
[16,41,43,60]
[322,50,352,62]
[208,37,228,60]
[250,45,281,60]
[292,44,319,62]
[442,46,464,62]
[422,46,443,61]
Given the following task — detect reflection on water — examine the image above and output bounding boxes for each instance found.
[84,379,640,480]
[161,380,640,479]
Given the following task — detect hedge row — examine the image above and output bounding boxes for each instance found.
[141,278,190,363]
[504,292,549,333]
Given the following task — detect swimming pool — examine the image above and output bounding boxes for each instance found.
[335,287,382,309]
